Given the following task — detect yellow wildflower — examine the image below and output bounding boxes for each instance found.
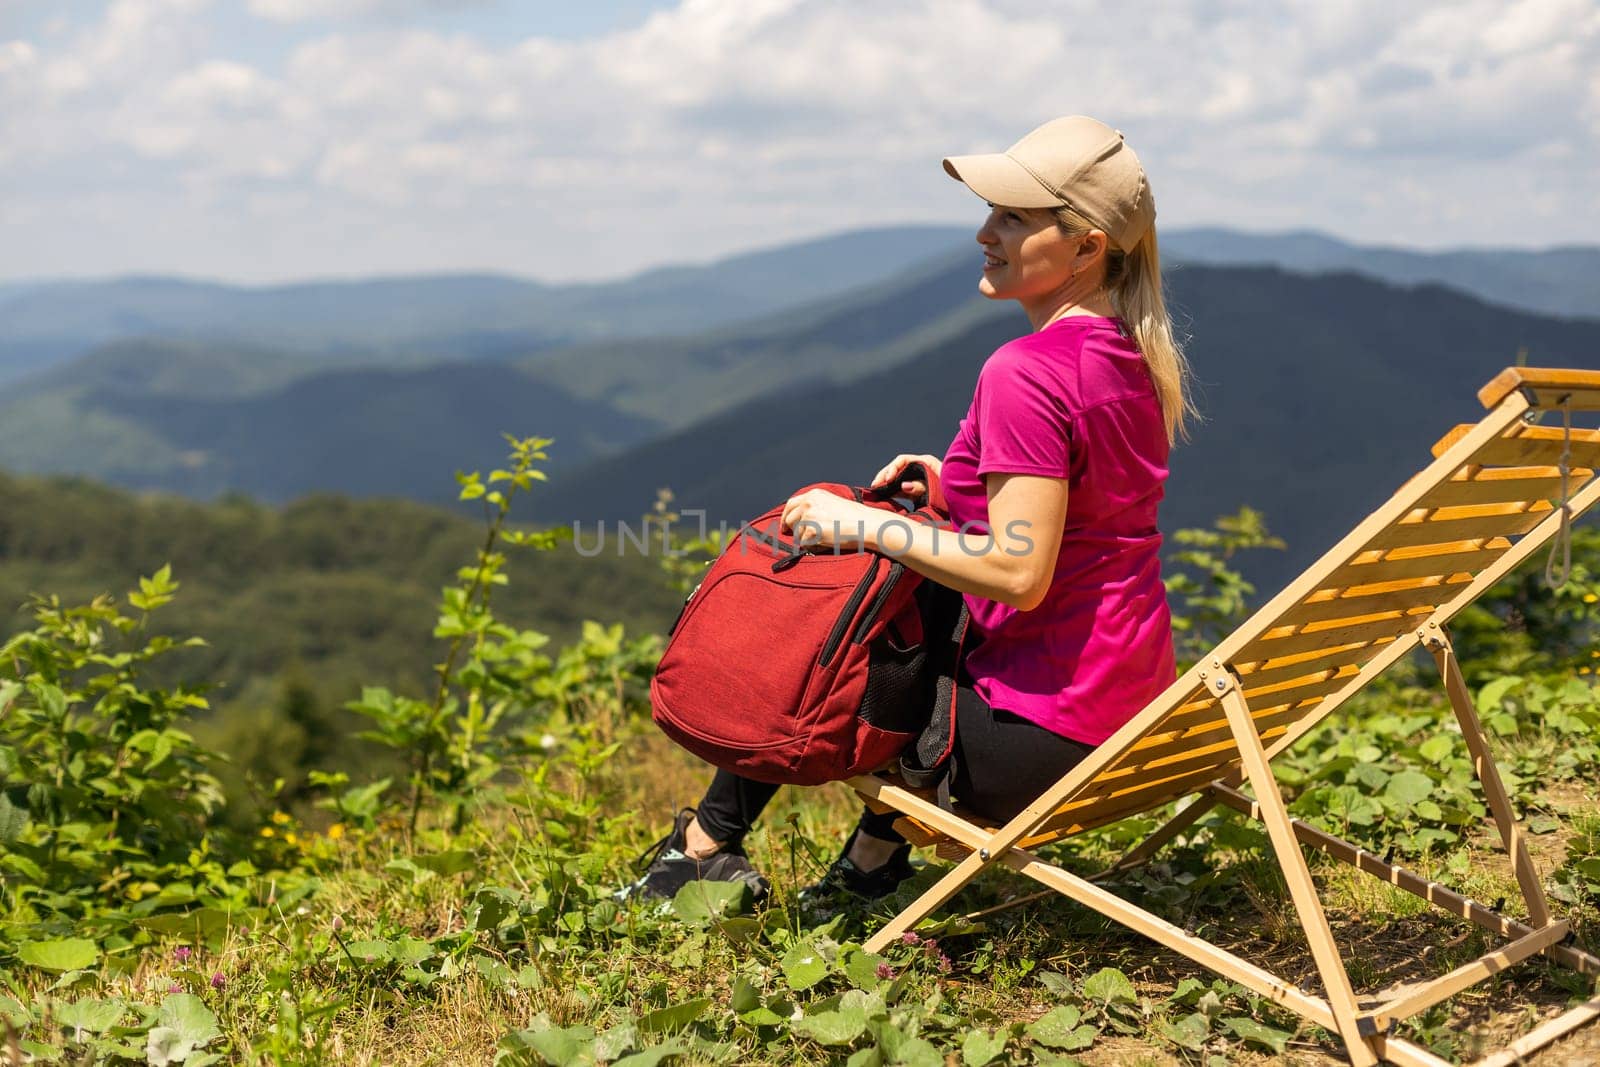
[327,823,346,840]
[259,827,274,838]
[285,832,299,846]
[1584,593,1598,604]
[271,811,292,825]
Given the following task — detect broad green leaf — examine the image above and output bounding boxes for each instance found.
[413,850,476,876]
[1035,970,1075,998]
[157,994,221,1049]
[845,1048,884,1067]
[508,1023,596,1067]
[1161,1012,1209,1050]
[18,939,99,973]
[638,999,709,1035]
[1475,676,1522,716]
[389,937,436,967]
[1418,735,1454,762]
[780,941,831,991]
[1028,1005,1095,1049]
[1385,770,1433,806]
[54,997,126,1035]
[146,1026,192,1067]
[346,940,392,962]
[0,792,28,842]
[471,886,519,931]
[1222,1016,1292,1053]
[593,1023,640,1062]
[841,947,889,989]
[961,1028,1008,1066]
[1168,977,1205,1004]
[792,1008,867,1046]
[612,1043,687,1067]
[1081,967,1136,1004]
[889,1035,943,1067]
[730,976,760,1014]
[670,880,748,926]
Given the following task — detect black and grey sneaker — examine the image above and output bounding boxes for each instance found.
[797,829,916,915]
[615,808,770,905]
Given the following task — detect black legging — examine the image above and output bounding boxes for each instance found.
[695,669,1095,850]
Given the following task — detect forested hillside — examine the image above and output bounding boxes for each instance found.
[0,468,683,807]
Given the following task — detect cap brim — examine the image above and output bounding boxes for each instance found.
[942,153,1062,209]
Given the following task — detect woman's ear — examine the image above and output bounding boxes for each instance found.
[1075,229,1109,274]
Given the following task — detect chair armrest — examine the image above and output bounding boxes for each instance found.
[1479,367,1600,411]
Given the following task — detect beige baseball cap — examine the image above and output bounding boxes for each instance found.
[943,115,1155,252]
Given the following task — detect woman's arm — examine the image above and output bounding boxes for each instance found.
[782,473,1067,610]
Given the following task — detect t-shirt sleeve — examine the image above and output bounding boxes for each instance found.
[973,350,1075,478]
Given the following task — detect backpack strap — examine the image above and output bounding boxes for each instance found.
[898,583,969,788]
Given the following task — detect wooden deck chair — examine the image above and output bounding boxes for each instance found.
[848,367,1600,1067]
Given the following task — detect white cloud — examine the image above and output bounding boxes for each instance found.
[1,0,1597,282]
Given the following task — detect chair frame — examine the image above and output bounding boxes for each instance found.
[849,368,1600,1067]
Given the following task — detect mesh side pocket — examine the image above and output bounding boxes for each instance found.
[858,621,933,735]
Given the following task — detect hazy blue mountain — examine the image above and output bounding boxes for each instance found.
[0,226,970,385]
[519,246,995,428]
[531,263,1600,590]
[0,357,660,504]
[1163,228,1600,320]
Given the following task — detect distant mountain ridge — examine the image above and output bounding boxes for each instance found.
[5,225,1595,391]
[0,226,972,385]
[1162,229,1600,320]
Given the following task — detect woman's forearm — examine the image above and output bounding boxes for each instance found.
[858,512,1042,610]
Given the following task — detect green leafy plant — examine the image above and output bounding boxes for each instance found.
[346,434,574,835]
[0,568,243,924]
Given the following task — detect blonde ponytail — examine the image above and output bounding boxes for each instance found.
[1052,207,1197,446]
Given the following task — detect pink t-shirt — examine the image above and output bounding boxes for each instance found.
[940,315,1176,745]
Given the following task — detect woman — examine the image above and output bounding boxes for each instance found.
[622,115,1193,908]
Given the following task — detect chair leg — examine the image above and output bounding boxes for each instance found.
[1426,628,1553,928]
[1220,676,1380,1067]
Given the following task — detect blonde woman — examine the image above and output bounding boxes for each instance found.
[624,116,1194,910]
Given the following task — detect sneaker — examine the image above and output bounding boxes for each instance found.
[797,829,916,914]
[615,808,770,905]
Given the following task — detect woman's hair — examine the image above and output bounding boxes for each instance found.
[1051,205,1197,446]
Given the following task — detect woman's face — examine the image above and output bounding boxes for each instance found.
[974,203,1081,302]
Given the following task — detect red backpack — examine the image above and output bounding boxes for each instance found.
[650,464,969,786]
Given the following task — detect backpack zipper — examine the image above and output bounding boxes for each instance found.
[848,560,904,646]
[819,559,880,668]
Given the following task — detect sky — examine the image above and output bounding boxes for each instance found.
[1,0,1597,284]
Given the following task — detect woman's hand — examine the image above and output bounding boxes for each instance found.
[780,490,875,551]
[871,453,943,499]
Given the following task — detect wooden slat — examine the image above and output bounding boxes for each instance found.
[1280,580,1460,627]
[1323,545,1508,586]
[1105,713,1307,784]
[1130,693,1316,753]
[1367,510,1546,550]
[1418,470,1589,509]
[1239,612,1426,661]
[1235,646,1373,690]
[1038,764,1246,836]
[1114,705,1302,774]
[1431,423,1475,457]
[1471,424,1600,469]
[1367,922,1568,1029]
[1478,366,1600,410]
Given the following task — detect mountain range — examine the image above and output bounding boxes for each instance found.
[1,226,1597,588]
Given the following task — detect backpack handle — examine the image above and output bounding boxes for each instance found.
[861,461,941,514]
